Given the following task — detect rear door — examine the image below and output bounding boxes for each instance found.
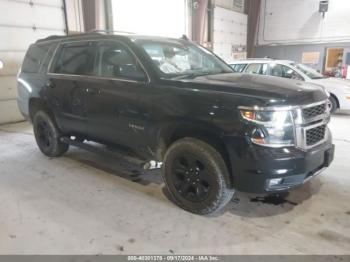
[46,41,96,135]
[245,63,268,75]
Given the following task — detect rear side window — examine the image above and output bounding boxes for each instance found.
[245,63,268,75]
[53,42,95,75]
[22,44,51,73]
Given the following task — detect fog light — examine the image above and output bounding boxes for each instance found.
[268,178,283,187]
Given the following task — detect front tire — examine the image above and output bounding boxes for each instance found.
[33,110,69,157]
[162,138,234,215]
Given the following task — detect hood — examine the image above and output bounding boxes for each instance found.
[179,73,328,107]
[312,77,350,92]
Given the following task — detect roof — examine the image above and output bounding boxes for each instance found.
[35,30,188,44]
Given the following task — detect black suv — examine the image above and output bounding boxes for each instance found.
[17,32,334,215]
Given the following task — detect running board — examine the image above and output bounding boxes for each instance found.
[60,137,161,170]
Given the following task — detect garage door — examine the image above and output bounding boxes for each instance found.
[112,0,188,38]
[0,0,66,124]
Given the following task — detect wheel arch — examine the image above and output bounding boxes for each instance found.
[158,121,234,188]
[329,93,340,109]
[28,97,51,121]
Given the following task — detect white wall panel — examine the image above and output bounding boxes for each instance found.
[65,0,84,33]
[0,27,62,51]
[213,6,247,62]
[0,0,65,124]
[0,52,25,75]
[0,100,23,124]
[0,1,65,29]
[112,0,187,38]
[31,0,62,7]
[214,0,245,13]
[0,76,18,100]
[258,0,350,45]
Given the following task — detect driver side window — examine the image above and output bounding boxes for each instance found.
[281,65,304,81]
[97,42,146,81]
[269,64,304,81]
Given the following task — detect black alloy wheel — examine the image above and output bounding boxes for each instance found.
[162,137,235,215]
[172,154,212,203]
[33,110,69,157]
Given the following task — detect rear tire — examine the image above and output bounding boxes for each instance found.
[329,96,338,114]
[33,110,69,157]
[162,137,234,215]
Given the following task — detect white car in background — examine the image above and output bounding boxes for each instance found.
[229,59,350,113]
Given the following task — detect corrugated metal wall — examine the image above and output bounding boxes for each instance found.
[0,0,66,124]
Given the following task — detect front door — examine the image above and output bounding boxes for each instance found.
[85,40,149,151]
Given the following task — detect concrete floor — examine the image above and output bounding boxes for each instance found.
[0,115,349,255]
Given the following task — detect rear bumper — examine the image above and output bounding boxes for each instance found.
[225,134,334,194]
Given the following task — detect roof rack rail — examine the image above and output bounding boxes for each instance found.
[35,30,136,44]
[35,35,64,43]
[35,33,88,43]
[87,29,136,35]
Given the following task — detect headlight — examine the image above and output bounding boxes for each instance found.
[240,108,295,147]
[325,89,330,97]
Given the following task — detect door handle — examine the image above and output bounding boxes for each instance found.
[85,88,100,95]
[45,80,55,88]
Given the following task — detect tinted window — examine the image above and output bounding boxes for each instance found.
[53,43,95,75]
[245,63,268,75]
[231,64,247,72]
[39,43,57,73]
[22,44,50,73]
[97,42,146,80]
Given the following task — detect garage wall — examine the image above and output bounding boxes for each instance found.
[112,0,188,38]
[212,6,247,62]
[0,0,66,124]
[258,0,350,45]
[255,42,350,72]
[65,0,84,33]
[214,0,245,13]
[255,0,350,71]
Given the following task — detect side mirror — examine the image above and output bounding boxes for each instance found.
[0,60,4,70]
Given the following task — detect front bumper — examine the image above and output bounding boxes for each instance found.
[225,134,334,194]
[338,94,350,110]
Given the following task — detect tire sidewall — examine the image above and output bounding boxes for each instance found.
[33,111,66,157]
[329,96,338,113]
[162,138,233,214]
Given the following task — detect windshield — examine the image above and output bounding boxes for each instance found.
[135,39,233,78]
[292,63,324,79]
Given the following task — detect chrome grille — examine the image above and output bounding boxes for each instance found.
[295,100,330,150]
[306,125,326,146]
[302,103,327,119]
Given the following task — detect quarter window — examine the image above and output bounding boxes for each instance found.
[97,42,146,80]
[22,44,51,73]
[53,43,95,75]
